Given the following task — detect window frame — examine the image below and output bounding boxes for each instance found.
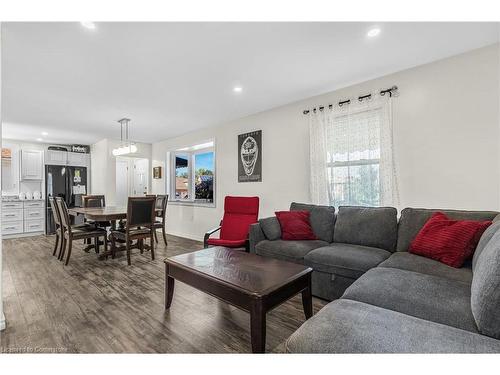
[168,141,216,208]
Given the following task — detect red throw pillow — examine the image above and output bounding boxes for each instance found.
[409,212,492,268]
[275,211,317,241]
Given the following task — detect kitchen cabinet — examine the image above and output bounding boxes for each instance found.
[67,152,90,167]
[45,150,67,165]
[20,149,44,180]
[1,200,45,237]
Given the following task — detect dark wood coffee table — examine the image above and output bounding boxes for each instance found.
[164,246,313,353]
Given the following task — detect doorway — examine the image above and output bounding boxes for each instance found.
[115,157,150,206]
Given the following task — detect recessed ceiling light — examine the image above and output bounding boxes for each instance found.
[80,22,96,30]
[36,138,43,142]
[233,86,243,93]
[367,28,381,38]
[41,132,48,136]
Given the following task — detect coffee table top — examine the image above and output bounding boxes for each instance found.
[164,247,312,296]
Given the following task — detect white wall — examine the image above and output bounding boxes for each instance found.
[152,44,500,241]
[90,138,152,205]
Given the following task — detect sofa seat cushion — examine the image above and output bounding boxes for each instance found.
[255,239,329,263]
[378,252,473,284]
[304,244,391,279]
[333,206,398,251]
[285,299,500,353]
[342,268,477,332]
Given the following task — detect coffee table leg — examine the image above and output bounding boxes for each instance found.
[165,264,175,309]
[301,275,313,319]
[250,300,266,353]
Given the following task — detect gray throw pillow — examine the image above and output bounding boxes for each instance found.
[259,216,281,240]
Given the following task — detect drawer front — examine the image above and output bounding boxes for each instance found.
[2,221,24,235]
[24,208,44,220]
[2,209,24,222]
[24,219,44,233]
[23,200,44,209]
[2,201,23,209]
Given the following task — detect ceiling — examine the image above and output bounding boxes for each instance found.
[2,22,499,145]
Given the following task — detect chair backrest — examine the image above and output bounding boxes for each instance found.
[126,196,156,229]
[49,197,62,227]
[220,196,260,241]
[55,197,72,233]
[82,195,106,208]
[156,194,168,219]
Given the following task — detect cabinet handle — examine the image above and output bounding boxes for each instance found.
[5,214,16,217]
[5,227,16,230]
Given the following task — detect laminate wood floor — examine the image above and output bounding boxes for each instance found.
[0,234,327,353]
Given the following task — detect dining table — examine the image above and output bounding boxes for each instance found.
[68,206,162,259]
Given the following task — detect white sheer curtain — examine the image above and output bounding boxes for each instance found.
[308,94,399,207]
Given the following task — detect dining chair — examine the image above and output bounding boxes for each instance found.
[49,197,64,258]
[148,194,169,246]
[55,197,108,266]
[109,196,156,265]
[82,194,110,250]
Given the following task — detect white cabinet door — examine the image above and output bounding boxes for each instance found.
[20,150,43,180]
[45,150,67,165]
[67,152,89,167]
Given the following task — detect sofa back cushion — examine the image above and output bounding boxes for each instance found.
[396,208,499,252]
[333,206,398,251]
[471,229,500,339]
[290,202,336,242]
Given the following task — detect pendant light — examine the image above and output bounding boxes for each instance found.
[112,118,138,156]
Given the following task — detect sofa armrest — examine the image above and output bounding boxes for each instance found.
[249,222,266,254]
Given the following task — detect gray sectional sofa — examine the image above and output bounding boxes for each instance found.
[249,202,500,352]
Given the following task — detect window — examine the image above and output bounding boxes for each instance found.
[309,96,397,207]
[326,109,381,207]
[169,141,215,205]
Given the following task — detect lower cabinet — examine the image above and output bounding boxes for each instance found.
[1,200,45,237]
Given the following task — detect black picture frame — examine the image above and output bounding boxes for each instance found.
[238,130,262,183]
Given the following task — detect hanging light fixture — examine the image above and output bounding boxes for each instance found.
[112,118,138,156]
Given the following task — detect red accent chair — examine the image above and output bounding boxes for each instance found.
[204,196,260,251]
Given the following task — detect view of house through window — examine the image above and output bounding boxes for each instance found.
[326,108,381,207]
[171,141,215,204]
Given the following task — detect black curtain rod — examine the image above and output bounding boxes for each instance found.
[302,85,398,115]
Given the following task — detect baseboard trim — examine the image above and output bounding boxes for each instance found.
[0,311,5,331]
[166,230,204,242]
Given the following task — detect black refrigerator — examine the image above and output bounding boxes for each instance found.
[45,165,88,234]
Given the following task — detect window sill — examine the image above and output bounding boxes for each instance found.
[169,200,216,208]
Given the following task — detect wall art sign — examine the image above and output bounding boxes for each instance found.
[238,130,262,183]
[153,166,162,179]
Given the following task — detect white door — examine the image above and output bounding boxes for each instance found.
[133,158,149,196]
[115,159,129,207]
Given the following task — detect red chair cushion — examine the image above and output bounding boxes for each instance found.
[275,210,317,241]
[219,196,259,241]
[409,212,492,268]
[206,238,247,248]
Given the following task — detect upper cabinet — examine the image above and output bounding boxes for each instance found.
[45,150,89,167]
[45,150,67,166]
[67,152,90,167]
[20,150,44,180]
[1,144,20,194]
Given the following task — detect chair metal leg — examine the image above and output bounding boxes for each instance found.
[53,234,60,256]
[65,239,73,266]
